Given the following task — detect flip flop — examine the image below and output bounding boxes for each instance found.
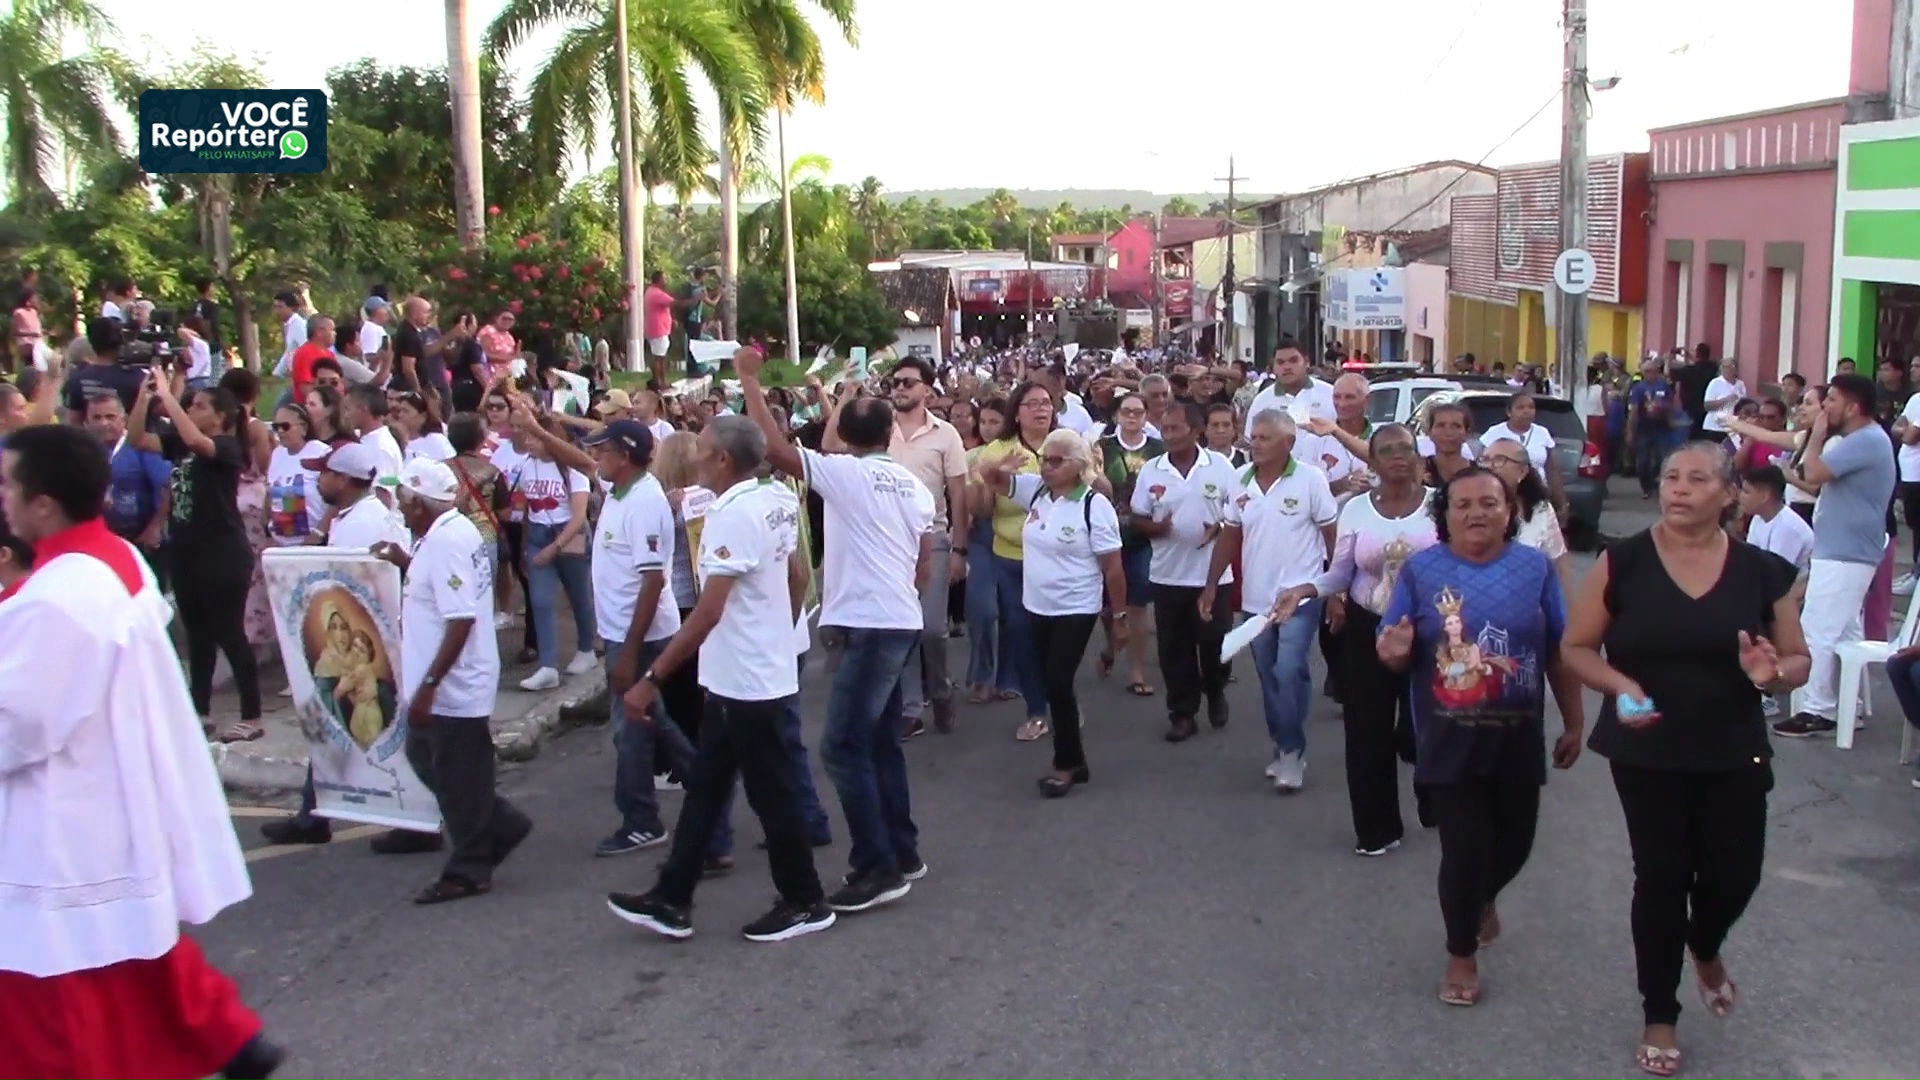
[1697,974,1737,1018]
[1097,651,1114,678]
[1126,682,1156,697]
[217,721,264,744]
[1016,718,1050,742]
[967,688,991,705]
[994,689,1021,702]
[1438,979,1481,1007]
[1636,1045,1681,1077]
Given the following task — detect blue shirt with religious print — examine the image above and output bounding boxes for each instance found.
[1381,542,1566,785]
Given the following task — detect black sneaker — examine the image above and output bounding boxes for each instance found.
[605,890,693,939]
[220,1033,285,1079]
[369,829,443,855]
[845,858,928,885]
[595,827,668,857]
[827,870,911,913]
[259,817,330,846]
[1773,712,1838,738]
[741,898,835,942]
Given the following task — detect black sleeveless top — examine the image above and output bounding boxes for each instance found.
[1588,529,1795,772]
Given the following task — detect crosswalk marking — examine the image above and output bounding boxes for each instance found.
[245,825,384,863]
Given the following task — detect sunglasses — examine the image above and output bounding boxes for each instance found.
[271,421,299,433]
[888,377,924,389]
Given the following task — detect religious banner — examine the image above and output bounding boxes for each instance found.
[262,547,442,833]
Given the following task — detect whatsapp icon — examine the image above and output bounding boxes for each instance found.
[279,130,308,160]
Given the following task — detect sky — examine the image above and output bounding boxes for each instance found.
[98,0,1856,198]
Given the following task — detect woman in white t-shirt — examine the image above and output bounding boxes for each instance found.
[1479,392,1557,485]
[978,428,1127,799]
[264,404,328,546]
[1483,437,1573,595]
[510,415,596,689]
[390,389,456,463]
[178,317,216,389]
[1701,359,1748,441]
[1312,423,1440,855]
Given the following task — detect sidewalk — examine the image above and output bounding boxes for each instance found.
[203,612,607,797]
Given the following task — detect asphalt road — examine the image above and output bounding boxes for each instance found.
[203,550,1920,1079]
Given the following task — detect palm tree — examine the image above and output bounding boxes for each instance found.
[445,0,486,247]
[486,0,768,366]
[0,0,129,205]
[713,0,857,347]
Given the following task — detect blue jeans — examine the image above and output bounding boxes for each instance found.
[609,637,700,837]
[523,520,594,670]
[992,553,1047,716]
[821,627,919,878]
[1248,597,1322,759]
[1887,653,1920,776]
[965,541,1001,690]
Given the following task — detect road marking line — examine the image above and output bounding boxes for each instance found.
[246,825,383,863]
[228,806,291,819]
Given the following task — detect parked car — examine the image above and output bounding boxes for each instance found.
[1363,375,1515,427]
[1408,389,1608,551]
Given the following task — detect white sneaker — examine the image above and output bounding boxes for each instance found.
[1895,573,1916,597]
[519,667,561,691]
[565,650,599,676]
[1271,751,1307,793]
[494,612,515,630]
[278,686,294,697]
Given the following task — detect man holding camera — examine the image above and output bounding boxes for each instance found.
[60,318,147,424]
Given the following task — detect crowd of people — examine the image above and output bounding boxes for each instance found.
[3,269,1913,1079]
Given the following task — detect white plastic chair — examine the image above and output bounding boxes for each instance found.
[1833,596,1920,754]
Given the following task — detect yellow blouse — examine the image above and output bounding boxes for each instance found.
[981,436,1042,560]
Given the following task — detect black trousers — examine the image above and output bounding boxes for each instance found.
[1151,583,1229,721]
[405,716,532,886]
[657,692,823,908]
[1610,759,1771,1026]
[1429,778,1541,958]
[1318,619,1341,696]
[1901,482,1920,562]
[658,606,704,749]
[171,547,261,721]
[1341,607,1419,850]
[1031,612,1098,772]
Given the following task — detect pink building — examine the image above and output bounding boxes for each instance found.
[1404,262,1450,367]
[1643,99,1846,387]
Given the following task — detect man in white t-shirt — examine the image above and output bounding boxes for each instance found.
[377,459,530,903]
[1242,338,1334,443]
[1895,387,1920,596]
[1201,409,1338,792]
[1702,359,1747,442]
[1739,463,1815,579]
[607,415,836,944]
[359,296,394,374]
[269,291,307,379]
[1130,402,1239,740]
[584,420,698,857]
[737,347,935,916]
[342,384,403,503]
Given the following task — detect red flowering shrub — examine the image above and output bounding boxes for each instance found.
[432,233,628,335]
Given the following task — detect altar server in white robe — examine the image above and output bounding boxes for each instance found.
[0,424,283,1080]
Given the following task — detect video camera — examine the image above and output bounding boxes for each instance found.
[118,308,177,366]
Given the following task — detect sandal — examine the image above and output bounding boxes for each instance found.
[994,689,1021,702]
[1477,904,1501,948]
[1015,718,1050,742]
[1635,1045,1682,1077]
[217,720,264,744]
[1097,650,1114,678]
[412,875,491,905]
[1693,956,1737,1018]
[1437,978,1481,1007]
[1126,682,1156,697]
[967,687,991,705]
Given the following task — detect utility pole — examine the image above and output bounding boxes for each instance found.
[1149,211,1163,346]
[1215,157,1249,362]
[1556,0,1589,404]
[612,0,644,374]
[1024,222,1036,344]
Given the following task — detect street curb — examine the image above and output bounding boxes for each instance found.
[211,668,606,796]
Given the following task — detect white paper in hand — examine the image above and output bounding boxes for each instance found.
[1221,613,1271,663]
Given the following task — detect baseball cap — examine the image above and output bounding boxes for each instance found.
[301,442,382,482]
[583,419,654,463]
[363,296,391,314]
[593,388,633,417]
[398,458,459,503]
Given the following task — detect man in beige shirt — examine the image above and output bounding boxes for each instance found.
[829,356,967,733]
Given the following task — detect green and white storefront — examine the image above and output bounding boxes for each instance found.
[1831,116,1920,370]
